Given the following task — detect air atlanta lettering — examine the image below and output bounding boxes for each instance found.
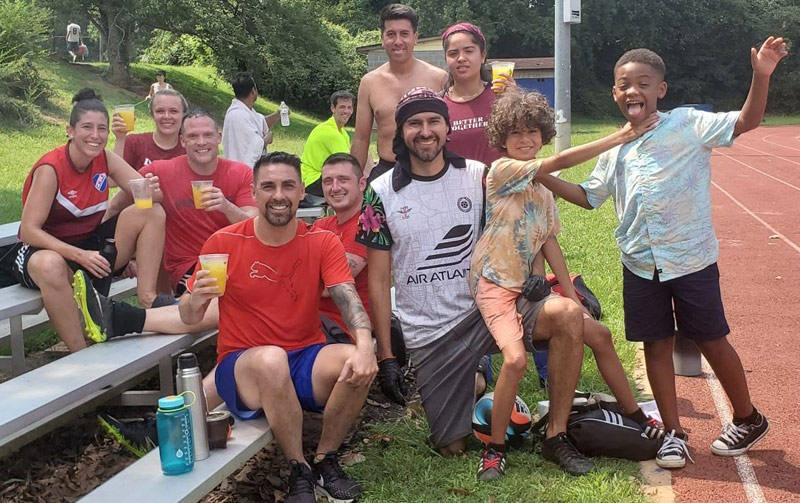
[407,267,469,285]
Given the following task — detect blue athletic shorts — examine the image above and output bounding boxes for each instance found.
[215,343,326,420]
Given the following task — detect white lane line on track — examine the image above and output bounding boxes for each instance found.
[712,181,800,254]
[761,132,800,154]
[701,359,766,503]
[717,150,800,192]
[731,141,800,167]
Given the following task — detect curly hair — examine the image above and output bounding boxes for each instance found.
[615,49,666,80]
[486,90,556,151]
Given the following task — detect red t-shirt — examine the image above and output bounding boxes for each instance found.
[123,133,185,171]
[140,155,257,288]
[312,213,370,335]
[22,144,109,243]
[187,219,354,361]
[444,86,502,167]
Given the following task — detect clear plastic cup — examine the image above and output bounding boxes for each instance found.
[129,178,153,209]
[490,61,516,92]
[191,180,213,209]
[198,254,228,294]
[114,104,135,132]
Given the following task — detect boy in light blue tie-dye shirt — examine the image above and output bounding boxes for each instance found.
[540,37,789,470]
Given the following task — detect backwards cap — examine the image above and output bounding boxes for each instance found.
[392,87,450,158]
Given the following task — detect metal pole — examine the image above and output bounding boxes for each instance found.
[554,0,571,153]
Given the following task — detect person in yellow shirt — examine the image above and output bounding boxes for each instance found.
[300,91,354,197]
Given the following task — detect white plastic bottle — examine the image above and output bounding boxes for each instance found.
[279,101,290,127]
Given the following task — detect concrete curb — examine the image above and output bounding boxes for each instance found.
[635,343,676,503]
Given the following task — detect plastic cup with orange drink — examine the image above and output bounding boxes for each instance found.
[114,104,135,132]
[191,180,213,209]
[199,254,228,294]
[490,61,516,93]
[129,178,153,209]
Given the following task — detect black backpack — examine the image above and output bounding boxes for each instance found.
[545,273,602,320]
[532,396,660,461]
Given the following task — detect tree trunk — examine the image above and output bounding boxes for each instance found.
[100,1,131,86]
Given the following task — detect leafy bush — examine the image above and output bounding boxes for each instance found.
[139,29,215,67]
[0,0,51,122]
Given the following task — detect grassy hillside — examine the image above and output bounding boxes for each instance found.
[0,60,330,223]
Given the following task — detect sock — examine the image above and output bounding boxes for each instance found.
[112,301,146,338]
[733,406,760,425]
[488,442,506,454]
[624,408,648,424]
[151,293,176,308]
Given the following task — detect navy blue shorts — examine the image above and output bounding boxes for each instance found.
[215,343,327,420]
[622,263,730,342]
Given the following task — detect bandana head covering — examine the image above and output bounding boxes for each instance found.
[441,23,486,48]
[392,87,450,158]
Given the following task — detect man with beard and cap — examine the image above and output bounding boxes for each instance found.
[180,151,377,503]
[356,87,595,476]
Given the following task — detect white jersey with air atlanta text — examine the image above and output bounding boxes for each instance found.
[365,160,485,348]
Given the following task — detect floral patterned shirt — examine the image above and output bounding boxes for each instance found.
[469,157,561,294]
[580,107,739,281]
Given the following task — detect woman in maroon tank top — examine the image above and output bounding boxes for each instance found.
[17,88,166,352]
[441,23,516,167]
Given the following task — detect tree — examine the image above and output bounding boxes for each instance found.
[39,0,141,85]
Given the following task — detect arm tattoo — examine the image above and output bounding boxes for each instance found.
[347,257,359,275]
[329,282,372,332]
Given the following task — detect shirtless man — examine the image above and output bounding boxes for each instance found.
[350,3,447,183]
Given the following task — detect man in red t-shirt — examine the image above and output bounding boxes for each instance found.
[312,153,369,342]
[138,110,258,294]
[180,152,376,503]
[112,90,188,170]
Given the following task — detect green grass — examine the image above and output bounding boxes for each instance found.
[762,115,800,126]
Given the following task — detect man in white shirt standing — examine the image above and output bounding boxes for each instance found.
[221,72,286,168]
[65,22,82,64]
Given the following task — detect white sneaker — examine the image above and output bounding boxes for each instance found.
[656,430,694,469]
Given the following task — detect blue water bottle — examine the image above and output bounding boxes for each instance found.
[156,394,195,475]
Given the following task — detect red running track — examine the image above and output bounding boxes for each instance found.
[672,126,800,503]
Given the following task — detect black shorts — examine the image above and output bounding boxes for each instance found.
[67,41,78,52]
[175,263,197,296]
[12,217,118,289]
[622,263,730,342]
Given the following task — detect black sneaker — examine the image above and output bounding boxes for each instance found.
[711,412,770,456]
[73,270,114,343]
[541,432,593,476]
[656,430,693,469]
[98,412,157,457]
[286,460,317,503]
[313,452,363,502]
[476,447,506,481]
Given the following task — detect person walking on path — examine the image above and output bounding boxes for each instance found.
[65,22,82,63]
[537,37,789,469]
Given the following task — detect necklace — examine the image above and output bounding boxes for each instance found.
[447,85,485,103]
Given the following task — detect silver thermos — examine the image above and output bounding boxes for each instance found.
[176,353,209,460]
